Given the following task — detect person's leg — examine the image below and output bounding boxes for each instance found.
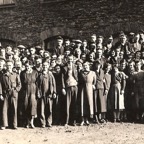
[40,98,46,127]
[71,86,78,125]
[113,111,117,122]
[2,96,8,129]
[65,87,71,125]
[11,95,18,129]
[47,98,53,127]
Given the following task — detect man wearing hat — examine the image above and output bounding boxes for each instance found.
[53,36,65,56]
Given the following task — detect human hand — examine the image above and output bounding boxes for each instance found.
[62,89,66,95]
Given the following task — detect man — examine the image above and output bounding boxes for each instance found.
[53,36,65,56]
[0,60,21,129]
[0,58,5,128]
[63,55,78,126]
[37,61,56,127]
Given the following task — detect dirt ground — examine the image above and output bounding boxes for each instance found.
[0,122,144,144]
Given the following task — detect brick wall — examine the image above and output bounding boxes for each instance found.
[0,0,143,47]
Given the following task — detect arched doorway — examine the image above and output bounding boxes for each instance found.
[44,35,72,52]
[40,27,78,50]
[0,38,16,47]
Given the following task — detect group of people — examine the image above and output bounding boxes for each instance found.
[0,30,144,130]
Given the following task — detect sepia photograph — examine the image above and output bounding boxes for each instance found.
[0,0,144,144]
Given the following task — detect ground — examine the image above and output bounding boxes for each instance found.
[0,122,144,144]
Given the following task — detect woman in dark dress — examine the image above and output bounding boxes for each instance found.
[20,61,39,128]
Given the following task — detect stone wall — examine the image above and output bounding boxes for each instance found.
[0,0,143,47]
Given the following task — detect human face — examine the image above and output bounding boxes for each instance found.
[81,55,86,61]
[30,48,36,55]
[120,63,126,70]
[36,59,42,66]
[91,35,96,42]
[57,39,63,46]
[25,63,32,71]
[97,50,103,57]
[6,46,12,52]
[44,52,50,58]
[97,38,103,44]
[111,50,115,57]
[120,36,127,43]
[115,49,121,56]
[135,52,141,59]
[6,62,13,72]
[68,56,73,63]
[82,41,87,47]
[83,63,89,71]
[65,40,70,46]
[42,62,49,71]
[55,66,61,74]
[39,50,44,56]
[128,63,134,70]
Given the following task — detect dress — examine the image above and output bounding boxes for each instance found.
[20,70,39,118]
[79,71,96,117]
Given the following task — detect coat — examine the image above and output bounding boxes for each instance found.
[79,71,96,116]
[94,69,106,113]
[133,71,144,110]
[109,71,126,110]
[20,70,39,116]
[38,71,56,98]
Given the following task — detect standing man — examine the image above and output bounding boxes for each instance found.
[63,55,78,126]
[37,61,56,127]
[0,60,21,129]
[53,36,65,56]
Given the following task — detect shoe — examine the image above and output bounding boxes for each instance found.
[47,124,52,127]
[64,124,68,127]
[100,119,106,123]
[117,119,121,122]
[80,121,84,126]
[85,120,90,125]
[1,127,5,130]
[13,126,17,130]
[30,124,35,129]
[42,125,45,128]
[113,119,116,123]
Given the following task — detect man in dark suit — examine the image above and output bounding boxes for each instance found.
[62,55,78,126]
[53,36,65,56]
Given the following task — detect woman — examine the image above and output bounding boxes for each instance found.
[79,62,96,125]
[20,61,39,128]
[109,66,126,122]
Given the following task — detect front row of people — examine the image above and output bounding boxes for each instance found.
[0,55,143,129]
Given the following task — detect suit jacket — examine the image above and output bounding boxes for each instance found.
[95,69,105,89]
[0,71,21,97]
[63,64,78,88]
[53,46,65,56]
